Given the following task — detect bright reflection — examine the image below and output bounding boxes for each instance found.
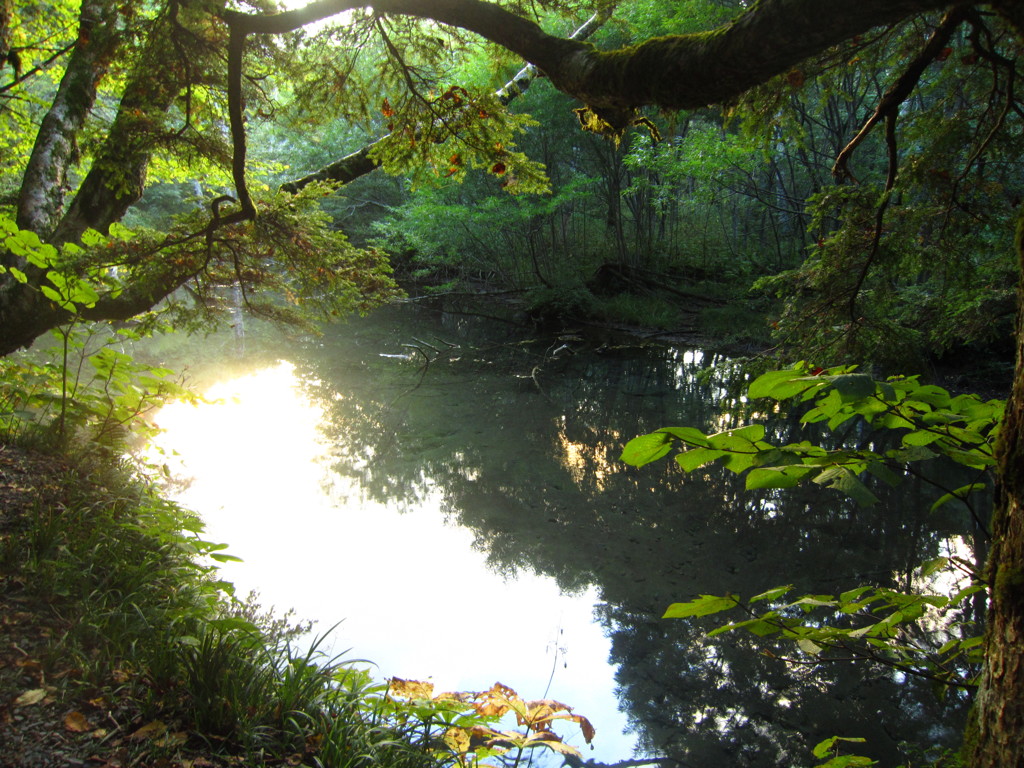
[556,415,617,492]
[149,362,635,759]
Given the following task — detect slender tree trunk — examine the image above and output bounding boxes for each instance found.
[52,6,185,244]
[16,0,121,236]
[0,0,12,72]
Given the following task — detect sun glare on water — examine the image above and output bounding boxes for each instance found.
[146,361,632,758]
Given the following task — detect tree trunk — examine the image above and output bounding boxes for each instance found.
[968,209,1024,768]
[16,0,121,237]
[51,7,184,244]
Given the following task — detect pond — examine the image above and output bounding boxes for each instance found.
[146,301,977,767]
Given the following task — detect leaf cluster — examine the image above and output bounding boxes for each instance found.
[384,678,595,765]
[621,363,998,706]
[622,362,1002,511]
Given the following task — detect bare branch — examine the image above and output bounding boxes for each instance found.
[832,7,971,182]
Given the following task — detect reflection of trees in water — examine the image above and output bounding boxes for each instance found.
[604,602,963,766]
[292,306,974,765]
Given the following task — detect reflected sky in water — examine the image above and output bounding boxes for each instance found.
[150,360,634,760]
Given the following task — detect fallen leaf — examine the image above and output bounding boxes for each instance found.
[155,731,187,747]
[130,719,167,740]
[65,710,92,732]
[13,688,47,707]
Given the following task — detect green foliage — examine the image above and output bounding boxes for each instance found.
[372,173,600,289]
[662,574,985,694]
[623,362,1002,513]
[623,363,997,707]
[1,215,129,312]
[371,90,551,195]
[0,321,194,449]
[739,15,1024,367]
[812,736,875,768]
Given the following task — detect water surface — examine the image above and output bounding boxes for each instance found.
[148,302,976,766]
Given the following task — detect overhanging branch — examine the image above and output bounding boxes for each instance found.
[229,0,968,208]
[280,6,613,194]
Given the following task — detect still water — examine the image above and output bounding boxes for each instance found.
[147,302,975,767]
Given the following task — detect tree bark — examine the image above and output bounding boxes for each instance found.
[16,0,122,237]
[229,0,965,114]
[51,6,187,244]
[967,209,1024,768]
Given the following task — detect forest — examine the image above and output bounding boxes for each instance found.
[1,0,1024,766]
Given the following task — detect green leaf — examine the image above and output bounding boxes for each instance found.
[813,466,879,506]
[108,221,135,241]
[944,448,996,469]
[40,285,70,307]
[24,242,57,268]
[930,483,987,513]
[902,430,943,447]
[864,461,900,487]
[746,465,815,489]
[721,449,758,473]
[620,432,673,467]
[792,595,837,610]
[663,594,739,619]
[81,228,104,247]
[748,369,819,400]
[9,266,27,283]
[813,736,867,759]
[209,552,244,563]
[886,445,938,463]
[657,426,710,447]
[839,586,873,604]
[816,757,876,768]
[750,585,793,604]
[676,447,727,472]
[707,616,770,637]
[949,585,985,606]
[960,636,984,651]
[829,373,876,401]
[797,637,823,655]
[728,424,767,442]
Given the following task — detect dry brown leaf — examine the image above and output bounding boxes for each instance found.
[444,726,471,754]
[306,732,324,751]
[528,734,580,756]
[389,677,434,699]
[155,730,187,747]
[64,710,92,732]
[13,688,47,707]
[130,719,167,740]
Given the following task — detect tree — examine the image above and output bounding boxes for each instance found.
[3,0,1024,763]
